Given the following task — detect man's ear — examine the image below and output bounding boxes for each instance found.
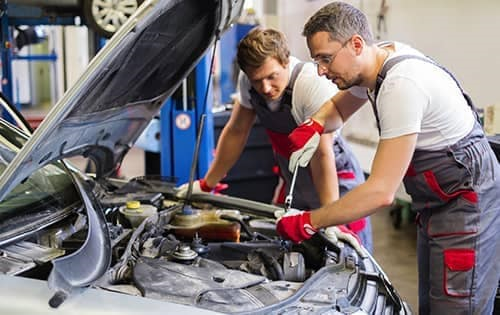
[351,35,365,55]
[283,59,290,69]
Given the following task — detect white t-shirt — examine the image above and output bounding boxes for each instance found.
[238,56,338,124]
[351,42,476,150]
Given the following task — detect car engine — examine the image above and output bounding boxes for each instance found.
[0,176,410,314]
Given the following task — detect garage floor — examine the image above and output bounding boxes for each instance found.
[69,147,419,312]
[371,206,418,311]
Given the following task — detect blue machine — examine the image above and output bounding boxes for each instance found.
[160,54,215,185]
[159,23,255,185]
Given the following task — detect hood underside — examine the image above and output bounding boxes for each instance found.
[0,0,244,201]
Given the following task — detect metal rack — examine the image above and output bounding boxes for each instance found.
[0,1,76,109]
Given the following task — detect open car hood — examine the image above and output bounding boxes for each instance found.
[0,0,244,201]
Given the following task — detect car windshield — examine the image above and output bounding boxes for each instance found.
[0,120,79,239]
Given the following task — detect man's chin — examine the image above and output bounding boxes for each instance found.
[264,95,279,101]
[333,79,356,90]
[333,80,349,90]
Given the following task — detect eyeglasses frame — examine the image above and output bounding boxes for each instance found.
[312,37,352,70]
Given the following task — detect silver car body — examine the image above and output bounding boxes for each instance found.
[0,273,219,314]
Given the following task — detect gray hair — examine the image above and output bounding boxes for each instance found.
[302,2,374,45]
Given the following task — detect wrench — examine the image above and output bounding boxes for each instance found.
[284,162,299,212]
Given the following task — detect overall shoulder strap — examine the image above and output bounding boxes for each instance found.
[375,55,479,120]
[375,55,429,96]
[285,62,306,94]
[371,55,480,134]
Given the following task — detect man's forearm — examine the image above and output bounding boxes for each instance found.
[313,91,367,133]
[204,130,249,187]
[310,177,394,229]
[309,134,339,205]
[312,100,344,133]
[310,134,417,228]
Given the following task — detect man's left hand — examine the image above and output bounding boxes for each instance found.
[325,225,364,254]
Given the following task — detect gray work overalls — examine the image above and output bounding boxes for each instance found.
[369,54,500,314]
[249,62,373,253]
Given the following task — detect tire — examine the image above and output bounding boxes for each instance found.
[82,0,145,38]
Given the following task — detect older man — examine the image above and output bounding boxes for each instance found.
[277,2,500,314]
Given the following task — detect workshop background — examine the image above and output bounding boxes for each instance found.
[4,0,500,312]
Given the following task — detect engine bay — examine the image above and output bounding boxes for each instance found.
[95,201,363,313]
[0,177,408,314]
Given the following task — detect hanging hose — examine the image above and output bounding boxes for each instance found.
[255,248,284,281]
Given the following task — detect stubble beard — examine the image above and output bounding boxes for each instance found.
[335,73,364,90]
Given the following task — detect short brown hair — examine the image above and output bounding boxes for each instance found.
[303,2,374,45]
[237,27,290,73]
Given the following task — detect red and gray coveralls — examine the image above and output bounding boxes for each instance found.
[248,63,373,253]
[370,55,500,314]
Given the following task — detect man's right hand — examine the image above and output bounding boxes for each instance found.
[276,209,317,243]
[288,118,324,172]
[176,179,213,198]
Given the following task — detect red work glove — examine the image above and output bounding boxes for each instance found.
[198,179,213,192]
[212,182,228,194]
[176,179,213,198]
[276,209,318,243]
[288,118,324,172]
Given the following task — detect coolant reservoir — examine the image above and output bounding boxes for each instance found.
[169,210,241,242]
[119,200,157,228]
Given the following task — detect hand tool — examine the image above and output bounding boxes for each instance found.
[284,162,299,212]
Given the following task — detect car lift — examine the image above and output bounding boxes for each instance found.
[159,23,254,185]
[159,55,215,185]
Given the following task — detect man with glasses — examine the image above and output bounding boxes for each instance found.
[276,2,500,314]
[177,27,373,252]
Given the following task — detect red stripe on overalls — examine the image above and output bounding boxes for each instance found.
[266,129,292,158]
[347,218,366,232]
[443,248,475,297]
[423,170,478,204]
[337,170,356,179]
[423,171,478,237]
[405,163,417,177]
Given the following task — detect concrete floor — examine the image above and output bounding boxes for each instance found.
[69,147,419,312]
[371,207,418,312]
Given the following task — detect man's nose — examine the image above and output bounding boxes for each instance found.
[262,81,272,93]
[317,65,328,76]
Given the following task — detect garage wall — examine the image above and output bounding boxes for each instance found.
[63,26,90,91]
[257,0,499,110]
[248,0,500,143]
[381,0,500,110]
